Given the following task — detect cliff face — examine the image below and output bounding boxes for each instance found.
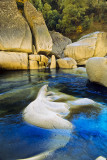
[0,0,32,53]
[24,1,53,54]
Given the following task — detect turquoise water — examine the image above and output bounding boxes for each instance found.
[0,69,107,160]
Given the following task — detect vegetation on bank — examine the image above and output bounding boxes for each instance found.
[17,0,107,41]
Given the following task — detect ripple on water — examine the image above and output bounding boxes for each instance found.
[0,69,107,160]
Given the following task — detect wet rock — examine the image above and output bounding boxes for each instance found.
[23,85,73,129]
[95,156,106,160]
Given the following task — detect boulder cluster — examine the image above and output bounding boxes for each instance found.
[0,0,72,70]
[0,0,107,87]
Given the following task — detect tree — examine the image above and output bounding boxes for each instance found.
[42,3,61,30]
[31,0,43,11]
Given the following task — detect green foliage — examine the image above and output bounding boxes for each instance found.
[28,0,107,37]
[42,3,61,30]
[31,0,43,11]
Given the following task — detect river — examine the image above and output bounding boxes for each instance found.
[0,69,107,160]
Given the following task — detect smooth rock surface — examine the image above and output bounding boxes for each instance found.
[24,2,52,53]
[39,62,45,69]
[69,98,99,109]
[50,55,56,69]
[29,55,40,61]
[50,31,71,58]
[57,57,77,69]
[0,51,28,70]
[64,32,107,65]
[86,57,107,87]
[29,60,38,69]
[0,0,32,53]
[40,55,48,65]
[23,85,73,129]
[94,32,107,57]
[95,156,106,160]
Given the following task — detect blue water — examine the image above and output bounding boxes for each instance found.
[0,69,107,160]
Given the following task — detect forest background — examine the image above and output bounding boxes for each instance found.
[17,0,107,41]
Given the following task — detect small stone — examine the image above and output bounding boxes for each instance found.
[50,55,56,69]
[57,57,77,69]
[29,60,38,69]
[29,55,40,61]
[39,61,45,69]
[40,55,48,65]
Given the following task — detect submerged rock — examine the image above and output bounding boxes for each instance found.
[64,32,107,65]
[24,2,52,54]
[23,85,73,129]
[0,0,32,53]
[23,85,101,129]
[86,57,107,87]
[68,98,99,109]
[95,156,106,160]
[18,149,55,160]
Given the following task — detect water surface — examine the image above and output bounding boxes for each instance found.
[0,69,107,160]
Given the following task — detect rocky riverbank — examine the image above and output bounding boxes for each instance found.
[0,0,107,87]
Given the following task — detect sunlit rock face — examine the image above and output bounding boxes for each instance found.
[24,2,52,54]
[49,31,71,58]
[0,51,28,70]
[0,0,32,53]
[29,54,48,69]
[64,32,107,65]
[23,85,73,129]
[50,55,56,69]
[57,57,77,69]
[86,57,107,87]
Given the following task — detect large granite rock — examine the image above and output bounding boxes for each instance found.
[0,51,28,70]
[64,32,107,65]
[50,31,71,58]
[0,0,32,53]
[24,2,52,54]
[86,57,107,87]
[57,57,77,69]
